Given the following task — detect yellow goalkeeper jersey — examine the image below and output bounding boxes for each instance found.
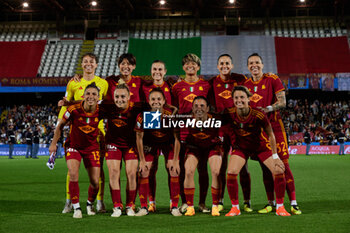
[58,75,108,134]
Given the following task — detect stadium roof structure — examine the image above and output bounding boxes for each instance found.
[0,0,349,21]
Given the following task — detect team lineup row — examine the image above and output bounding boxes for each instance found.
[49,52,302,218]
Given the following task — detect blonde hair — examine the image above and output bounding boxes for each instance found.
[182,53,201,67]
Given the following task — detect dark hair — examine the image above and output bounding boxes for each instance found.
[84,82,100,94]
[149,87,166,101]
[82,52,99,64]
[151,60,167,70]
[217,54,233,64]
[117,53,136,66]
[192,96,209,107]
[182,53,201,67]
[232,85,252,98]
[247,53,263,65]
[114,83,130,94]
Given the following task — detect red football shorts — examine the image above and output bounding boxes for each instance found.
[65,147,100,168]
[230,148,272,162]
[271,120,290,160]
[105,143,138,161]
[185,145,223,160]
[142,144,175,162]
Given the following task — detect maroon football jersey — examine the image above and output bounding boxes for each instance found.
[210,73,247,112]
[227,106,271,152]
[105,75,144,104]
[142,81,172,105]
[180,114,223,148]
[63,102,100,151]
[100,102,141,148]
[244,73,284,124]
[134,106,174,144]
[172,78,210,114]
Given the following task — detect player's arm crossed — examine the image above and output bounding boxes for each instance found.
[272,91,287,111]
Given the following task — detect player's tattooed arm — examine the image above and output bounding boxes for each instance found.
[272,91,286,111]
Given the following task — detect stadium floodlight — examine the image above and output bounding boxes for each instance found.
[160,0,166,5]
[91,1,97,6]
[300,0,305,2]
[229,0,235,4]
[23,2,29,8]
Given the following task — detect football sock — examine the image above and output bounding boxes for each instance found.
[261,163,275,201]
[170,176,180,208]
[211,186,220,206]
[274,174,286,205]
[110,189,122,208]
[184,188,195,207]
[66,173,71,200]
[88,185,99,203]
[148,168,156,203]
[69,181,79,204]
[291,200,297,206]
[227,173,239,205]
[239,168,251,201]
[96,177,104,201]
[126,189,137,208]
[284,161,297,202]
[138,177,149,208]
[198,166,209,205]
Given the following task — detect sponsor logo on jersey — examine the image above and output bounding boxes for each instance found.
[193,132,210,140]
[184,93,197,103]
[78,125,96,134]
[112,119,127,127]
[250,93,263,103]
[237,129,251,137]
[218,90,232,99]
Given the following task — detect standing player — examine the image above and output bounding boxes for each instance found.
[142,60,172,104]
[104,53,144,104]
[208,54,252,213]
[100,82,140,217]
[134,88,181,216]
[225,86,290,217]
[50,83,102,219]
[172,54,211,213]
[244,53,301,215]
[142,61,173,212]
[182,96,223,216]
[59,53,108,214]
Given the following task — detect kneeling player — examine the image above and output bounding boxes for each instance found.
[135,88,181,216]
[49,83,102,219]
[182,96,223,216]
[225,86,290,217]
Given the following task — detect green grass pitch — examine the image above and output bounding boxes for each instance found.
[0,154,349,233]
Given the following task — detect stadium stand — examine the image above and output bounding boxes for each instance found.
[37,40,82,77]
[265,18,348,38]
[0,23,50,42]
[130,20,199,39]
